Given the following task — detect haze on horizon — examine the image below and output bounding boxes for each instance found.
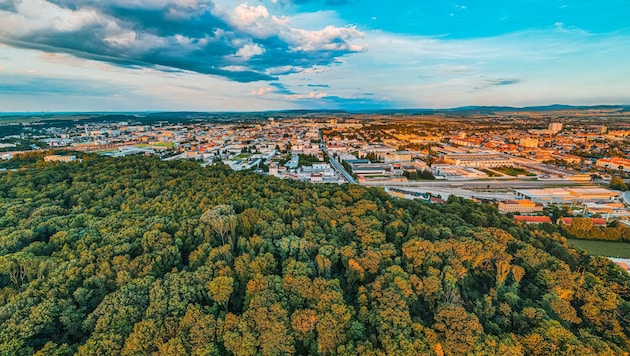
[0,0,629,112]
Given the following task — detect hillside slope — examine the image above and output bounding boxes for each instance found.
[0,156,628,355]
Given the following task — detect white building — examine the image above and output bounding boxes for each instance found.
[548,122,563,133]
[518,138,539,148]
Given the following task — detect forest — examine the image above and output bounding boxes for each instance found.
[0,154,628,355]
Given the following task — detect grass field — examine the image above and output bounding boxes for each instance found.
[494,166,536,177]
[480,168,501,177]
[234,153,252,159]
[569,239,630,258]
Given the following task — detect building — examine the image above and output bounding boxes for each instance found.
[351,163,393,176]
[596,157,630,172]
[517,162,590,181]
[44,155,77,162]
[515,187,620,205]
[558,217,607,227]
[548,122,563,133]
[310,173,323,183]
[582,203,629,218]
[498,200,544,214]
[401,160,429,172]
[383,151,413,163]
[518,138,539,148]
[442,153,513,168]
[450,137,482,148]
[514,216,552,224]
[432,165,488,180]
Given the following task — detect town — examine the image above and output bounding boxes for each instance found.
[1,109,629,233]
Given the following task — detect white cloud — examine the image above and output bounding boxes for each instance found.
[235,44,265,59]
[0,0,112,36]
[285,91,327,100]
[220,3,365,54]
[2,1,628,110]
[251,86,273,96]
[276,25,630,108]
[287,25,365,52]
[233,3,269,26]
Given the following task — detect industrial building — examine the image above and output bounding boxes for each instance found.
[514,187,619,205]
[442,153,513,168]
[432,165,488,180]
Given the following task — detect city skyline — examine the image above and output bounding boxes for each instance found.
[1,0,629,112]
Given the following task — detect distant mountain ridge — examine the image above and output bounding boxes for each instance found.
[367,104,630,115]
[1,104,628,120]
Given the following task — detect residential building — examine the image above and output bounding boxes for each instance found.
[548,122,563,133]
[558,217,607,227]
[518,138,539,148]
[596,157,630,172]
[498,200,544,214]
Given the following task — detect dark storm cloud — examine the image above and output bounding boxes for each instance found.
[0,0,363,82]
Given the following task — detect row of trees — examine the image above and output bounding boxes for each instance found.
[561,217,630,242]
[0,154,627,355]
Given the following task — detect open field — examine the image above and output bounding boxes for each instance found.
[494,166,536,177]
[569,239,630,258]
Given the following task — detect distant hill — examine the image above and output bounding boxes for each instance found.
[366,104,630,115]
[1,104,628,121]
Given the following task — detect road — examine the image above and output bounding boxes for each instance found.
[319,136,356,184]
[327,151,357,184]
[360,179,594,190]
[623,191,630,206]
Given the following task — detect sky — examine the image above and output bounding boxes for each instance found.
[0,0,629,112]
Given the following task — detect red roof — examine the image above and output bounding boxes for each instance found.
[514,216,552,224]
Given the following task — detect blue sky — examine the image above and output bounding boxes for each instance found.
[0,0,628,111]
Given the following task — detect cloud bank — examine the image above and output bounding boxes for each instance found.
[0,0,364,82]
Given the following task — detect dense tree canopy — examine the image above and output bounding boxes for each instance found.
[0,155,628,355]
